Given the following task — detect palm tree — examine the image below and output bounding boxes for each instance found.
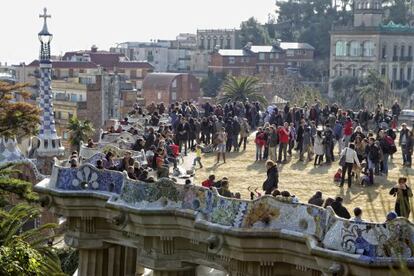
[68,117,95,152]
[0,204,63,275]
[219,76,268,106]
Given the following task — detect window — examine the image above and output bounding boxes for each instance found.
[172,92,177,101]
[350,41,361,56]
[408,67,412,80]
[350,66,357,77]
[336,41,347,56]
[286,50,294,57]
[220,37,224,49]
[400,68,405,80]
[381,66,386,76]
[382,44,387,59]
[172,79,177,88]
[226,38,231,49]
[363,41,374,57]
[401,45,405,57]
[213,37,217,48]
[207,38,211,50]
[393,45,398,57]
[79,94,83,101]
[258,65,263,72]
[229,57,235,64]
[259,53,265,60]
[199,37,205,49]
[157,92,162,100]
[392,67,397,80]
[130,70,137,79]
[270,53,274,59]
[409,46,413,57]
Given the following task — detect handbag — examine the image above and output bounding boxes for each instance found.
[339,148,347,167]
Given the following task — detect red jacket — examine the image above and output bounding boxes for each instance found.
[255,132,266,147]
[344,121,353,136]
[202,179,214,188]
[278,128,290,144]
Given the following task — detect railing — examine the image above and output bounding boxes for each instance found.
[41,163,414,262]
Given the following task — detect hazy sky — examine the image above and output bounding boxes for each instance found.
[1,0,275,64]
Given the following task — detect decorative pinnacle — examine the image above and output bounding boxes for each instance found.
[39,7,51,36]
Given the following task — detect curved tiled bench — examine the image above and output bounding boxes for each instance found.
[42,163,414,263]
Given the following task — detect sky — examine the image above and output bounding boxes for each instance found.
[1,0,275,65]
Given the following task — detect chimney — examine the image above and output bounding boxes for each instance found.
[91,45,98,53]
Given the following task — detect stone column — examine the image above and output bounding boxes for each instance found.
[78,245,144,276]
[152,266,197,276]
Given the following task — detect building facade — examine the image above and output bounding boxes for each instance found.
[329,0,414,95]
[209,42,314,78]
[142,73,200,105]
[196,29,241,51]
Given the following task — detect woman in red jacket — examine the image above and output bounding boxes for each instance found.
[343,117,353,148]
[255,128,266,161]
[278,123,290,163]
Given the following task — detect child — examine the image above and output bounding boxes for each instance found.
[202,175,215,188]
[334,168,342,182]
[193,144,203,168]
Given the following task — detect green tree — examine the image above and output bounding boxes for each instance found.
[0,163,38,207]
[275,0,352,58]
[239,17,270,46]
[332,76,359,107]
[68,117,95,151]
[358,70,392,110]
[0,81,63,275]
[0,82,40,139]
[385,0,409,25]
[0,204,62,275]
[219,76,267,106]
[200,71,225,98]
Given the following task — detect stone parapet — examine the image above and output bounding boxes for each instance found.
[34,164,414,275]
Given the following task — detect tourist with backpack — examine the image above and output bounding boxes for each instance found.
[378,130,396,176]
[366,137,380,185]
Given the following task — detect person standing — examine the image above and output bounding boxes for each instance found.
[313,130,325,166]
[176,116,189,155]
[238,118,250,151]
[278,123,290,163]
[400,123,411,166]
[216,127,227,164]
[389,177,413,218]
[339,143,360,188]
[254,128,266,161]
[268,126,278,162]
[365,137,380,185]
[300,126,313,162]
[262,160,279,195]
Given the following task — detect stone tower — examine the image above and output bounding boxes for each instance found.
[36,8,64,174]
[353,0,384,27]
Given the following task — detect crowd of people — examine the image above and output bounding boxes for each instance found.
[71,98,414,222]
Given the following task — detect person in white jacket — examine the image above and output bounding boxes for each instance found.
[339,143,361,188]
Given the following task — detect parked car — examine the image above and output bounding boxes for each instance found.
[399,109,414,127]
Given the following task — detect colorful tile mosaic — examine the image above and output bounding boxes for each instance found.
[47,164,414,261]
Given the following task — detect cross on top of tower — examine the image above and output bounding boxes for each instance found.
[39,7,51,23]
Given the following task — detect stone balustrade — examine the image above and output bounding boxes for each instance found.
[35,163,414,276]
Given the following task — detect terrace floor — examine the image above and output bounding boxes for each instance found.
[192,133,414,222]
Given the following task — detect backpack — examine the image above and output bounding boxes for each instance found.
[369,145,380,162]
[384,136,397,154]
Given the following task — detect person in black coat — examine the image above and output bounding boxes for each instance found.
[263,160,279,195]
[176,116,189,155]
[331,197,351,219]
